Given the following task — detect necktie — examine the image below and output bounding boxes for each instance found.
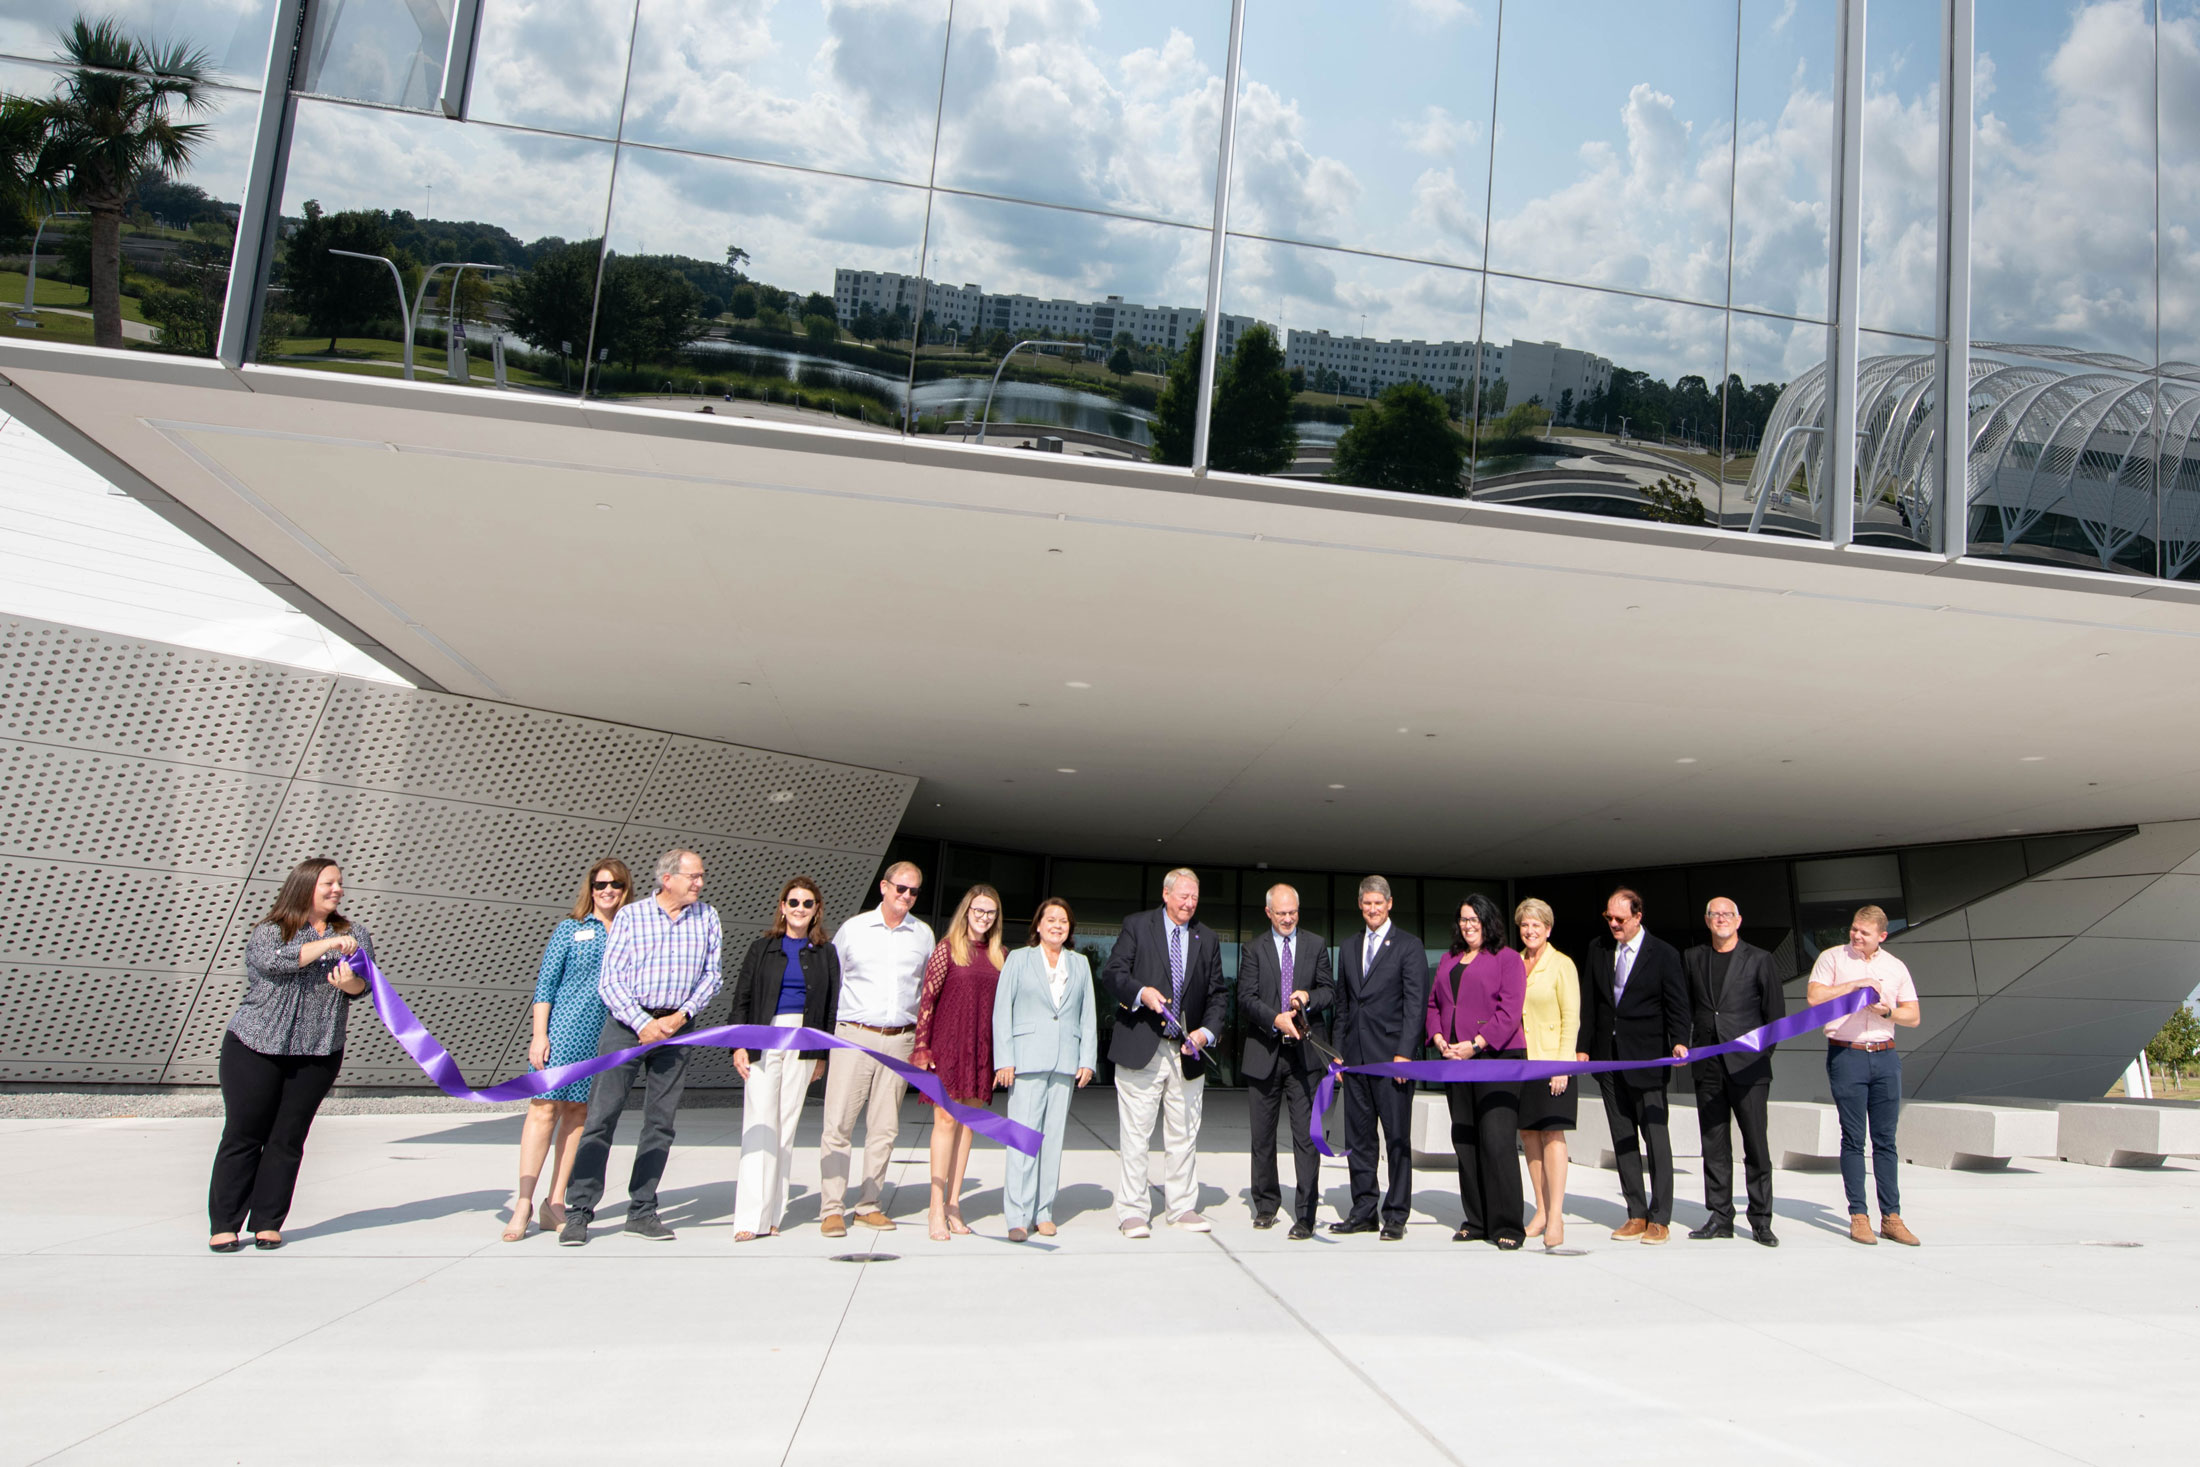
[1614,942,1634,1004]
[1168,923,1186,1036]
[1365,930,1380,976]
[1279,935,1294,1010]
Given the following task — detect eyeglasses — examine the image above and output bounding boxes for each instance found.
[784,896,817,910]
[892,883,921,897]
[592,879,627,890]
[971,907,999,918]
[1604,915,1631,925]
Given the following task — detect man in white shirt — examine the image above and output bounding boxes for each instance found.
[820,861,935,1237]
[1807,905,1922,1246]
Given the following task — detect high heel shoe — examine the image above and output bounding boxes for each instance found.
[927,1214,951,1242]
[208,1235,245,1253]
[501,1199,533,1243]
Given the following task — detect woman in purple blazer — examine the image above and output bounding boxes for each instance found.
[1427,892,1528,1248]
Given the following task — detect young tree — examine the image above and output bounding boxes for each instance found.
[803,312,837,345]
[1481,374,1509,416]
[282,201,405,352]
[1107,345,1134,376]
[1330,380,1466,496]
[2145,1005,2200,1086]
[504,236,603,373]
[1148,320,1203,466]
[36,17,211,349]
[1208,322,1297,476]
[1556,387,1574,424]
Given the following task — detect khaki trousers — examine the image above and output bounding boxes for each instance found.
[1115,1045,1203,1222]
[818,1022,915,1217]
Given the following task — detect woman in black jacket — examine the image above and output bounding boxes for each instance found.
[728,875,843,1240]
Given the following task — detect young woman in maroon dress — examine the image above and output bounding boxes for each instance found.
[912,884,1006,1241]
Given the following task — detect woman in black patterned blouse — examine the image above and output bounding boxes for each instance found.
[206,857,373,1252]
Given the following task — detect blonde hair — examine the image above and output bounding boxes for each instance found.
[568,858,635,921]
[1852,904,1890,934]
[1513,896,1554,930]
[945,884,1008,968]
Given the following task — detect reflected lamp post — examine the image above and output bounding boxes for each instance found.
[20,210,89,318]
[976,338,1084,445]
[326,251,504,381]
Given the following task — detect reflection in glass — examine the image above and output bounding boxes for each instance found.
[0,0,277,84]
[1485,0,1736,306]
[1857,0,1942,335]
[2159,1,2200,369]
[1747,328,1936,544]
[1725,310,1831,533]
[933,0,1230,227]
[591,146,923,422]
[1229,0,1497,268]
[1732,0,1834,321]
[1479,275,1725,521]
[262,98,616,390]
[298,0,454,110]
[1964,350,2158,575]
[916,192,1211,454]
[620,0,949,186]
[463,0,636,139]
[1972,0,2157,364]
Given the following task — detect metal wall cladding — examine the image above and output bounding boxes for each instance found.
[0,617,914,1086]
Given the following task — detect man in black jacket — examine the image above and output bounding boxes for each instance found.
[1330,875,1431,1241]
[1685,897,1786,1246]
[1238,882,1335,1239]
[1581,887,1692,1244]
[1101,868,1228,1238]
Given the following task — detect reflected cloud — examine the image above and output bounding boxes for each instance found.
[0,0,275,81]
[465,0,637,139]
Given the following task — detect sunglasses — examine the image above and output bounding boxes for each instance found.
[784,896,817,909]
[593,879,627,890]
[891,883,921,897]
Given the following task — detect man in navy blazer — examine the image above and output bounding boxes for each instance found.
[1101,868,1228,1237]
[1238,882,1335,1240]
[1331,875,1431,1241]
[1581,887,1693,1244]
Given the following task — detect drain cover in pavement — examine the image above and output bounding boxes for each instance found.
[829,1252,900,1263]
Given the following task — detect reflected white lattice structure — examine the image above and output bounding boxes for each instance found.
[1747,344,2200,574]
[0,617,913,1087]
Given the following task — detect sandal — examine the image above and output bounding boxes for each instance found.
[735,1230,758,1242]
[540,1201,567,1231]
[1034,1220,1057,1237]
[946,1213,972,1236]
[928,1214,951,1242]
[502,1200,533,1243]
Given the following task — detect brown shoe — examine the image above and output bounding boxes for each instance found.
[1879,1213,1920,1246]
[1641,1223,1670,1245]
[1848,1214,1877,1245]
[852,1209,897,1231]
[1610,1218,1649,1240]
[820,1214,847,1239]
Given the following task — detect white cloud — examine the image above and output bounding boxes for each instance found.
[1401,0,1473,26]
[1400,104,1478,160]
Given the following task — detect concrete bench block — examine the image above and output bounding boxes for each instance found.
[1768,1101,1842,1170]
[1410,1092,1449,1164]
[1899,1103,2058,1170]
[2056,1102,2200,1167]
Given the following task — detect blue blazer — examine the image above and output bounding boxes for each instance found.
[992,946,1098,1076]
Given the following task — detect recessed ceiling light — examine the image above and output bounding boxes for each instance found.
[1397,727,1409,734]
[594,503,611,511]
[1625,604,1642,612]
[1675,757,1698,764]
[1066,680,1091,689]
[1017,702,1030,708]
[2008,827,2024,833]
[1056,767,1077,774]
[2021,755,2046,762]
[2096,652,2113,660]
[1328,783,1346,790]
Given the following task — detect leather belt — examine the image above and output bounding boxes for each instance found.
[1829,1038,1896,1053]
[843,1020,914,1037]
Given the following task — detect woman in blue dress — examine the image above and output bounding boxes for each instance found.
[503,857,633,1241]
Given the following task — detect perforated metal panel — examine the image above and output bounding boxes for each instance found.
[0,617,915,1087]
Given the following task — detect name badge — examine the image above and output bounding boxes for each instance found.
[573,927,598,943]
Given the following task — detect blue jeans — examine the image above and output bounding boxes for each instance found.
[1827,1045,1902,1218]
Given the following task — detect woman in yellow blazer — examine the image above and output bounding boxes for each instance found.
[1513,897,1579,1252]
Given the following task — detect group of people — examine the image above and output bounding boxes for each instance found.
[203,852,1925,1254]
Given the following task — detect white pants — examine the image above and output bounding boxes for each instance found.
[733,1015,807,1235]
[1115,1046,1203,1221]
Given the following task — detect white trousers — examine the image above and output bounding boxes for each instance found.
[1115,1045,1203,1221]
[733,1015,807,1235]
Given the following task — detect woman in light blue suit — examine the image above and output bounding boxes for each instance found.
[992,897,1097,1242]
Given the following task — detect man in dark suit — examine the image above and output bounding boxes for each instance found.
[1238,882,1335,1240]
[1685,896,1785,1247]
[1101,867,1228,1238]
[1330,875,1431,1241]
[1581,887,1692,1244]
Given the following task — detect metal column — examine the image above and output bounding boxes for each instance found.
[1190,0,1249,473]
[1823,0,1867,545]
[1935,0,1975,559]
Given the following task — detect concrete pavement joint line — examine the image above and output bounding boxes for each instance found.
[22,1251,479,1467]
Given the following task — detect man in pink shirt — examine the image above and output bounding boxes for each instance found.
[1806,905,1923,1246]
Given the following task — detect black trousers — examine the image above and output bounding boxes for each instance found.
[564,1022,691,1220]
[1448,1052,1525,1243]
[1597,1074,1674,1225]
[1342,1071,1414,1227]
[208,1032,343,1234]
[1695,1062,1774,1227]
[1248,1062,1320,1226]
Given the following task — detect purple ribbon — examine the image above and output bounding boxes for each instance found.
[353,955,1043,1156]
[1160,997,1208,1058]
[1308,985,1882,1156]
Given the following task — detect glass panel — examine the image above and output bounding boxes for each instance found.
[1485,0,1736,307]
[1228,0,1497,268]
[0,0,279,85]
[1419,878,1506,958]
[1965,346,2160,575]
[262,98,617,390]
[621,0,950,187]
[1858,0,1943,336]
[1732,0,1835,321]
[911,192,1210,453]
[1724,310,1832,534]
[1794,852,1905,962]
[936,843,1043,945]
[0,57,256,357]
[464,0,638,139]
[2160,1,2200,372]
[299,0,454,110]
[1248,870,1327,942]
[1850,327,1940,551]
[1476,275,1726,522]
[932,0,1230,228]
[1972,0,2157,367]
[591,146,923,421]
[1214,235,1480,489]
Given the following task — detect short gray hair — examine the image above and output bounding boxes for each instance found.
[656,848,702,885]
[1161,866,1200,893]
[1264,883,1299,909]
[1358,874,1392,901]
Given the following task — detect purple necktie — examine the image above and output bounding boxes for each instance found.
[1279,935,1294,1010]
[1168,923,1186,1036]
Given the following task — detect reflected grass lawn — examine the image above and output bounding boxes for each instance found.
[0,272,149,323]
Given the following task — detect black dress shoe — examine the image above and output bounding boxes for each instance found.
[1329,1218,1378,1235]
[1379,1223,1406,1241]
[1252,1214,1278,1230]
[1452,1224,1487,1243]
[1688,1220,1735,1240]
[1752,1225,1780,1248]
[252,1235,284,1250]
[1288,1222,1313,1240]
[208,1238,246,1253]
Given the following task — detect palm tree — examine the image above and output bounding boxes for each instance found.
[1,92,51,222]
[36,16,211,349]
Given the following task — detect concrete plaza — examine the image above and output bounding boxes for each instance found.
[4,1090,2192,1466]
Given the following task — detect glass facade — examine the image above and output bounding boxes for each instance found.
[5,2,2200,580]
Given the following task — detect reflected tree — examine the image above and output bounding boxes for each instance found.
[594,254,703,369]
[282,201,404,352]
[1331,381,1466,497]
[1208,323,1297,476]
[506,237,603,375]
[1149,319,1204,466]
